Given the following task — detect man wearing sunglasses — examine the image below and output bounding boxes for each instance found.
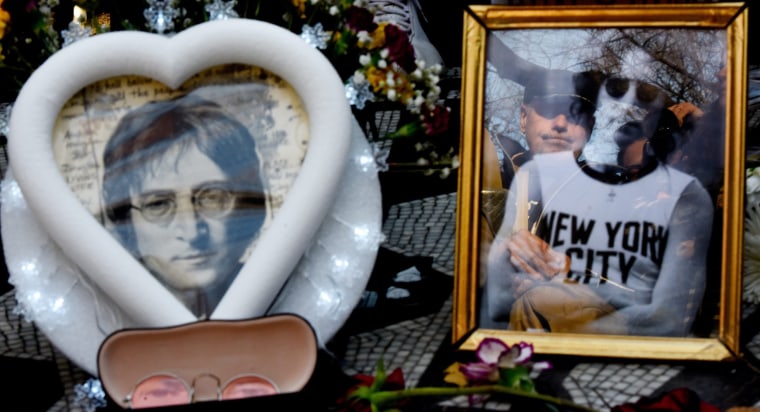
[483,59,714,337]
[518,69,599,161]
[486,34,601,189]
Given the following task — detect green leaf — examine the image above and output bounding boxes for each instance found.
[388,121,423,138]
[500,366,533,391]
[371,357,387,392]
[352,386,374,400]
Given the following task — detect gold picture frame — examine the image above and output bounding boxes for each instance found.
[454,3,748,360]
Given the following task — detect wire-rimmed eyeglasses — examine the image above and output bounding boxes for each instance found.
[130,183,236,225]
[124,372,279,408]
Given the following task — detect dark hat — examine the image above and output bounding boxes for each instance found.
[523,69,601,109]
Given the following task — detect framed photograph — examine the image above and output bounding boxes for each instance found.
[454,3,748,360]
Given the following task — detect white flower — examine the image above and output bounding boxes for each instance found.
[329,6,339,15]
[378,59,387,69]
[747,168,760,213]
[357,30,372,45]
[386,72,395,87]
[744,167,760,304]
[359,54,371,66]
[747,168,760,193]
[744,204,760,304]
[352,71,367,84]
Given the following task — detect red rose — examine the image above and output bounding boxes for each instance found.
[423,105,451,136]
[344,6,377,33]
[383,23,416,72]
[335,367,406,412]
[612,388,720,412]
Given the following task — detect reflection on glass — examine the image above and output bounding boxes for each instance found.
[482,34,720,337]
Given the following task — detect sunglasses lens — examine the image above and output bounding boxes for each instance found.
[221,375,279,400]
[130,374,191,409]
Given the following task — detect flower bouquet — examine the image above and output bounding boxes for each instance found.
[0,0,454,174]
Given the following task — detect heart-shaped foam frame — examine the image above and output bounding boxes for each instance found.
[7,19,352,326]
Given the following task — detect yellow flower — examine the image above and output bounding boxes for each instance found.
[367,23,387,49]
[443,363,469,388]
[0,0,8,61]
[390,71,415,103]
[291,0,307,18]
[0,0,10,40]
[365,66,388,91]
[365,65,416,105]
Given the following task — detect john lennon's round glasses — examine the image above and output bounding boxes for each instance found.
[131,184,235,225]
[125,372,279,409]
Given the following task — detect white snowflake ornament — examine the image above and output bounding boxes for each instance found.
[205,0,238,20]
[345,75,374,110]
[61,21,92,47]
[370,142,391,172]
[144,0,180,34]
[0,103,12,137]
[301,23,331,50]
[73,379,107,412]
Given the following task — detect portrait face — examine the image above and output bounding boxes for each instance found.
[129,143,242,291]
[519,97,594,155]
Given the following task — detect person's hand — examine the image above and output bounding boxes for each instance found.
[506,229,570,288]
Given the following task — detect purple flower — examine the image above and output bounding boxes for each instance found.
[460,339,551,388]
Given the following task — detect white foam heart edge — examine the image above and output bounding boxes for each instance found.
[7,19,352,326]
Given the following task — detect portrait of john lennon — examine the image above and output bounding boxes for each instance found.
[101,93,270,319]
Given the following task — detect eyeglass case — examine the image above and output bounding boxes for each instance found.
[97,314,318,409]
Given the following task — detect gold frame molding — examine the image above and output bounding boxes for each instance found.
[454,3,748,361]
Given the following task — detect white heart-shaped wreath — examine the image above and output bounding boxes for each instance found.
[8,19,352,326]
